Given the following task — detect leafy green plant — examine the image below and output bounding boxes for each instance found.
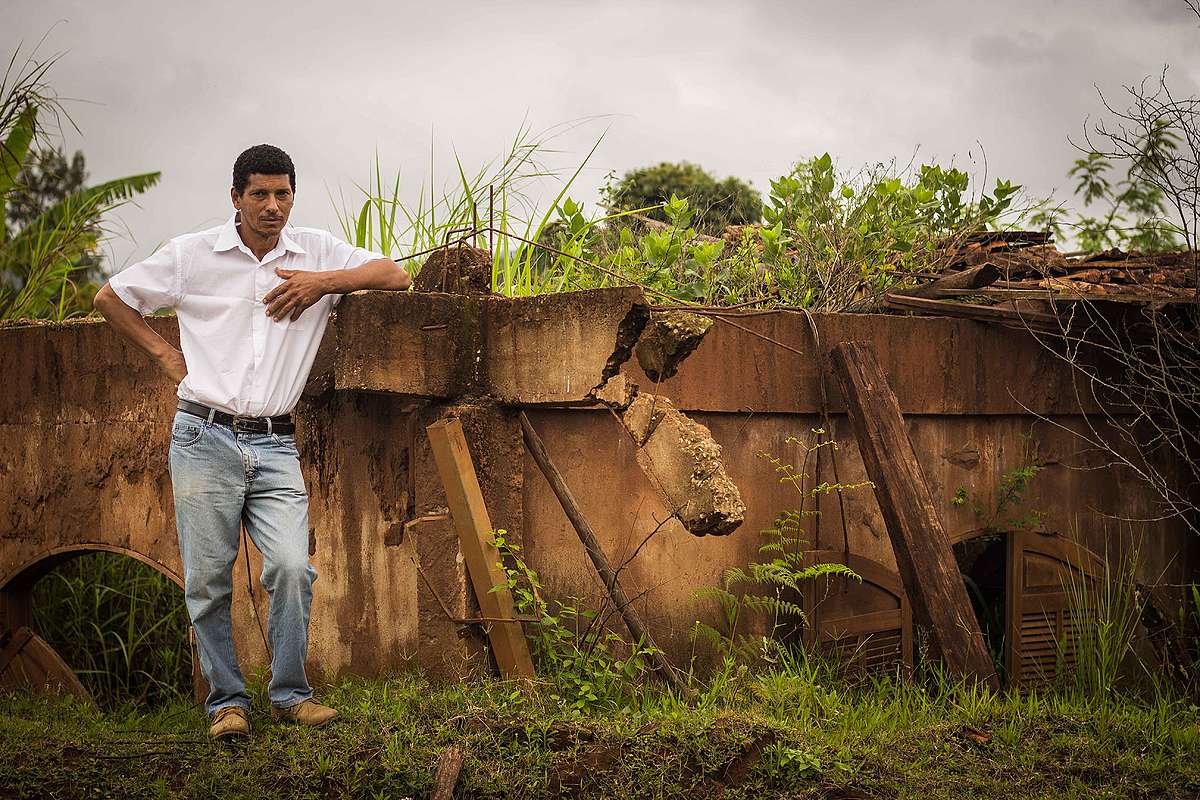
[489,529,658,715]
[953,462,1045,538]
[1033,121,1185,253]
[334,136,1023,312]
[759,153,1022,310]
[0,41,159,320]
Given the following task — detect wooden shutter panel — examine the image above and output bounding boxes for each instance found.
[802,550,913,677]
[1005,531,1103,688]
[0,626,95,706]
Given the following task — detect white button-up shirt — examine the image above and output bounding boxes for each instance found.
[108,213,384,417]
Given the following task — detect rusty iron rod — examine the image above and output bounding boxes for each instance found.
[518,411,684,692]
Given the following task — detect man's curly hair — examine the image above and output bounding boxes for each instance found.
[232,144,295,194]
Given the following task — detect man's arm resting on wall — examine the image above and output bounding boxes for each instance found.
[265,258,410,321]
[93,284,188,383]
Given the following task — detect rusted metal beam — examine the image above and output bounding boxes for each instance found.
[831,341,999,691]
[426,418,535,680]
[518,411,683,692]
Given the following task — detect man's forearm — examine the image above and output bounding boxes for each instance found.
[93,284,187,381]
[322,258,410,296]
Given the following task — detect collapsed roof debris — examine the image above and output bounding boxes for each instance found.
[884,231,1198,329]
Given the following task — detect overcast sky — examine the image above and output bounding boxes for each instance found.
[6,0,1199,273]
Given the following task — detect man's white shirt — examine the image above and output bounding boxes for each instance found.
[108,213,384,418]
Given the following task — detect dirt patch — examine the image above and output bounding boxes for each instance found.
[412,243,494,295]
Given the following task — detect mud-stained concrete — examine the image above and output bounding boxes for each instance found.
[1,288,1194,685]
[615,393,746,536]
[633,401,745,537]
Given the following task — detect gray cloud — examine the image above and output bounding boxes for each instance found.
[4,0,1198,272]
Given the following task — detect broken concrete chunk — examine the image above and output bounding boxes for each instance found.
[591,373,637,411]
[619,391,745,536]
[636,406,745,536]
[621,392,673,446]
[634,311,713,382]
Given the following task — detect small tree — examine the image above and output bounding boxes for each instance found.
[1029,0,1200,537]
[601,161,762,235]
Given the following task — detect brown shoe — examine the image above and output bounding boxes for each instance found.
[208,706,250,741]
[271,699,338,727]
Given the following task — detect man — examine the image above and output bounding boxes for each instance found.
[93,144,410,741]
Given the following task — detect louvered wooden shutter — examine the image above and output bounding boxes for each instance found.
[802,550,913,677]
[1005,531,1102,688]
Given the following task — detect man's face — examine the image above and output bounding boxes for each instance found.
[232,173,294,239]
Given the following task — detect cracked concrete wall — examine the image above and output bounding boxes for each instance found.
[0,289,1194,684]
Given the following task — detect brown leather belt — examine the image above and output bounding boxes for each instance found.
[176,399,295,435]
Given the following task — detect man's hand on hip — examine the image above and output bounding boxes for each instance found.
[264,267,329,321]
[160,348,188,383]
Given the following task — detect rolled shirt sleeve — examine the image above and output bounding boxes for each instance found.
[107,242,182,314]
[321,233,387,306]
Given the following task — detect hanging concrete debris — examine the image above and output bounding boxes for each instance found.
[618,393,745,537]
[634,311,713,382]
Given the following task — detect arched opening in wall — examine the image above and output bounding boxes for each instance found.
[954,530,1107,689]
[14,549,193,710]
[954,532,1008,684]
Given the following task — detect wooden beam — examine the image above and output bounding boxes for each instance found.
[891,263,1001,299]
[830,341,999,690]
[883,293,1060,332]
[432,746,466,800]
[518,411,683,692]
[426,417,535,680]
[0,627,96,706]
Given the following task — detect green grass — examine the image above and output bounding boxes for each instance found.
[31,552,192,710]
[3,670,1198,799]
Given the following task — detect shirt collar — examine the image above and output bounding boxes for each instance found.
[213,213,307,256]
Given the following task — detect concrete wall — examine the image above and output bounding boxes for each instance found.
[0,288,1192,685]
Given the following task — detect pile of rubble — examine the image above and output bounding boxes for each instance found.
[883,232,1198,331]
[934,232,1198,300]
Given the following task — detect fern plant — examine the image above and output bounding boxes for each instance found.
[690,524,859,663]
[691,430,867,663]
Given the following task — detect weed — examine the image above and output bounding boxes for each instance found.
[332,132,1028,311]
[690,430,868,666]
[489,529,657,715]
[1059,531,1146,702]
[5,669,1200,799]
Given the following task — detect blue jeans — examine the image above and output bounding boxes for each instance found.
[168,409,317,716]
